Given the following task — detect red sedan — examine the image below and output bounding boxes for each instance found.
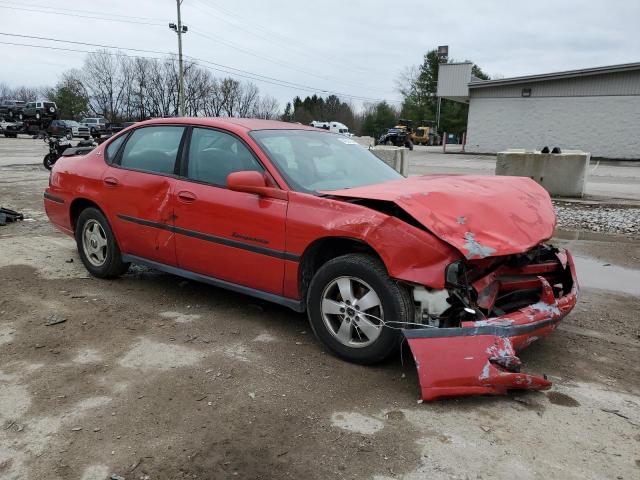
[44,118,578,401]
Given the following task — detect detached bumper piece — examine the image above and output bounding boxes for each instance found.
[405,251,578,402]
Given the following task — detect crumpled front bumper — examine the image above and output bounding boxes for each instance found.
[404,250,578,402]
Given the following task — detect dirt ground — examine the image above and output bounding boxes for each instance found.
[1,136,639,480]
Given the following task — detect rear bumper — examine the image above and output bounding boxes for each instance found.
[404,250,578,401]
[44,190,73,236]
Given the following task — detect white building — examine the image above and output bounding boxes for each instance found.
[437,62,640,159]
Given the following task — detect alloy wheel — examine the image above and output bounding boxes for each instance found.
[320,276,384,348]
[82,219,108,267]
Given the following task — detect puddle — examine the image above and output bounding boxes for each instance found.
[572,256,640,296]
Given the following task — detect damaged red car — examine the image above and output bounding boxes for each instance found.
[44,118,578,401]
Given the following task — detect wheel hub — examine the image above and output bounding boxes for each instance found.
[320,276,384,348]
[82,219,108,267]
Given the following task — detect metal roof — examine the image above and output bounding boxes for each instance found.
[469,62,640,89]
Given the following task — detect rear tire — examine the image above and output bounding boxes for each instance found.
[75,207,129,278]
[43,154,56,170]
[307,253,413,365]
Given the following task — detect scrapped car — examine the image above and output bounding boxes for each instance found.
[80,117,110,136]
[44,118,578,401]
[47,120,73,138]
[20,100,58,120]
[111,121,138,134]
[64,120,91,139]
[0,119,22,138]
[0,99,26,119]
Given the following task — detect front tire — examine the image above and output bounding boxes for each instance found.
[307,253,413,365]
[75,207,129,278]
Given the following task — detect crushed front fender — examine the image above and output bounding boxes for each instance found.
[404,250,578,402]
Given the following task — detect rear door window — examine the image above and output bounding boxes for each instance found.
[119,126,185,175]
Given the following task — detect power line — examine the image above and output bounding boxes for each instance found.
[0,35,402,103]
[2,0,383,93]
[0,32,360,94]
[0,0,166,22]
[0,4,165,26]
[189,28,369,89]
[187,0,375,79]
[0,32,334,91]
[0,3,403,103]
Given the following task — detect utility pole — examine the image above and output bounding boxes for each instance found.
[435,45,448,132]
[169,0,188,117]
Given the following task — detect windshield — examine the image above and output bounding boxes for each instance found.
[251,129,402,193]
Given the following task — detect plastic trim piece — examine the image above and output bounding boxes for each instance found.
[116,214,300,261]
[43,192,64,204]
[121,254,305,312]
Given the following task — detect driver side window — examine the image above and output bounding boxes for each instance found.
[186,128,263,187]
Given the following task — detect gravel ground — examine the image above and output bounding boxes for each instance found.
[554,202,640,236]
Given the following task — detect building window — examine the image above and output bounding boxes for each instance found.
[522,88,532,97]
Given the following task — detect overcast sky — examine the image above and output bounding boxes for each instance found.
[0,0,638,110]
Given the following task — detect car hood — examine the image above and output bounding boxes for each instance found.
[324,175,556,259]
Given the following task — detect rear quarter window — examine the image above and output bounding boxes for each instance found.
[105,134,127,164]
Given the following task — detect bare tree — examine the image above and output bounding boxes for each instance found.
[11,86,39,102]
[235,82,259,117]
[218,78,241,116]
[4,51,283,122]
[0,82,11,100]
[82,50,126,121]
[183,62,210,116]
[252,95,280,119]
[202,77,224,117]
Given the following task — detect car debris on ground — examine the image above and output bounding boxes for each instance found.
[0,207,23,225]
[45,314,67,326]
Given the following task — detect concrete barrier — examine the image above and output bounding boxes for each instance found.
[353,136,374,148]
[496,150,590,198]
[369,146,408,176]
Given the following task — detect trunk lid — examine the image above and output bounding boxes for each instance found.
[324,175,556,259]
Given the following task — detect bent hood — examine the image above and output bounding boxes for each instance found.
[324,175,556,259]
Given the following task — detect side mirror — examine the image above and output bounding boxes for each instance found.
[227,171,288,200]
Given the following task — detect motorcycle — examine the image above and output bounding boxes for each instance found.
[42,135,95,170]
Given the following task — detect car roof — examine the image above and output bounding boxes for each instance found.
[134,117,317,132]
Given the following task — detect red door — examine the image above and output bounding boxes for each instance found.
[99,125,186,266]
[172,127,288,294]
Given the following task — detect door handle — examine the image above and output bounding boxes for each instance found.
[103,177,119,187]
[177,191,197,203]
